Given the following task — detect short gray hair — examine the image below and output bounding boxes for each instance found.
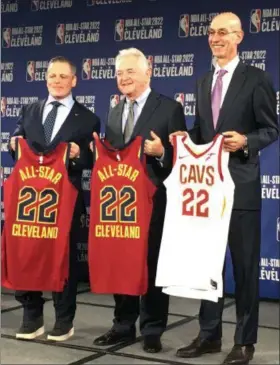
[115,48,149,71]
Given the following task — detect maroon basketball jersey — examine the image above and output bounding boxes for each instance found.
[1,138,78,291]
[88,136,156,295]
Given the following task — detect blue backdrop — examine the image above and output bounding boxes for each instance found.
[1,0,279,298]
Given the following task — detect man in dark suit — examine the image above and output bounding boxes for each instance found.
[9,56,100,342]
[170,12,278,365]
[92,48,187,353]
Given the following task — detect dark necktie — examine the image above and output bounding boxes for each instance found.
[43,101,61,144]
[124,100,136,143]
[211,69,227,128]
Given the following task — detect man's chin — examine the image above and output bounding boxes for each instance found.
[121,88,134,96]
[214,54,225,59]
[50,93,65,100]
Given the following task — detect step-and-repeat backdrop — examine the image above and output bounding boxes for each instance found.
[1,0,279,298]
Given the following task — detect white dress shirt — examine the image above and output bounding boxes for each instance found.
[42,93,75,141]
[212,56,240,107]
[122,87,151,133]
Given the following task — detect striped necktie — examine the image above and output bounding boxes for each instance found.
[124,100,136,143]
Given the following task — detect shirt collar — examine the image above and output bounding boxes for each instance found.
[214,55,240,75]
[46,93,74,109]
[125,87,151,105]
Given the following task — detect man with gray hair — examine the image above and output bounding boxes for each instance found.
[92,47,187,353]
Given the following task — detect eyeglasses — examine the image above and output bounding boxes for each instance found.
[207,29,238,37]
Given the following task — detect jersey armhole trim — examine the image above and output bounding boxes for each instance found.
[92,139,98,163]
[15,137,21,161]
[218,136,225,182]
[172,135,178,166]
[64,143,71,169]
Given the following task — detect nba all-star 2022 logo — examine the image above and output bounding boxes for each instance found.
[55,21,100,45]
[114,16,163,41]
[148,53,194,78]
[81,57,115,80]
[178,12,218,37]
[1,62,14,82]
[26,60,48,82]
[249,8,280,33]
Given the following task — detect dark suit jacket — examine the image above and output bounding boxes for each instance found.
[11,98,101,191]
[190,62,279,210]
[105,89,187,186]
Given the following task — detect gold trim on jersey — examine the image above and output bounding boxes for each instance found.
[95,144,99,161]
[221,196,226,218]
[138,145,142,159]
[17,141,22,160]
[63,146,68,163]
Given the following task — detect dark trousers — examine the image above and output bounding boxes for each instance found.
[15,196,84,326]
[199,210,261,345]
[112,188,169,337]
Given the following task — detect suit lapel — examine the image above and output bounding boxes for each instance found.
[110,99,124,136]
[34,99,47,146]
[203,72,214,132]
[215,62,246,131]
[51,102,81,145]
[132,90,161,138]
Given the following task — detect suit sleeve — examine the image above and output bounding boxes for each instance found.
[162,102,187,169]
[69,113,101,171]
[9,106,26,160]
[247,72,279,152]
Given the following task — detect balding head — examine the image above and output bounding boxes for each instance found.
[211,12,242,31]
[208,12,244,67]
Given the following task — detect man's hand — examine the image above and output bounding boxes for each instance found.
[169,131,188,146]
[10,136,23,151]
[69,142,80,159]
[144,131,164,157]
[223,131,246,152]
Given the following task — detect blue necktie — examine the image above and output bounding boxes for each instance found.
[43,101,61,144]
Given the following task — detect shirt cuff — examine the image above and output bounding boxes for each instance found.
[156,148,165,165]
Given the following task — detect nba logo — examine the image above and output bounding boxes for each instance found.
[205,152,215,162]
[30,0,40,11]
[1,97,7,117]
[86,0,95,5]
[55,24,65,45]
[115,19,124,41]
[250,9,261,33]
[2,28,11,48]
[175,93,185,106]
[26,61,35,82]
[147,55,153,69]
[277,217,280,242]
[178,14,189,38]
[82,59,92,80]
[110,94,120,109]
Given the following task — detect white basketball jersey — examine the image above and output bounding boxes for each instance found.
[155,134,234,302]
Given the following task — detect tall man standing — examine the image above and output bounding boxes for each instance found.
[170,12,278,365]
[93,48,187,353]
[9,56,100,342]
